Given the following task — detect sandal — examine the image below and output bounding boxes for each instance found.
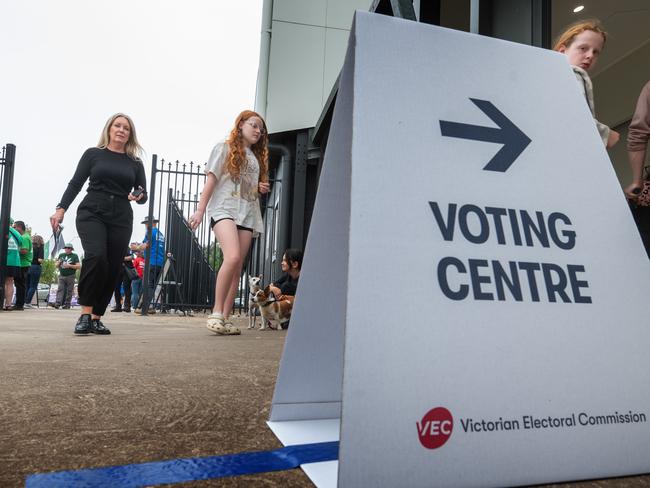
[206,313,225,334]
[221,320,241,336]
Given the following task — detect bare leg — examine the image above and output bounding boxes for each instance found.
[4,277,14,308]
[213,220,242,315]
[222,229,253,318]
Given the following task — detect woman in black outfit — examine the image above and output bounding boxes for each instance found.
[50,113,147,335]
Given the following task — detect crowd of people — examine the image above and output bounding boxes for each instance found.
[2,19,649,337]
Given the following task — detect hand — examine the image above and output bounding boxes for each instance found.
[259,182,270,194]
[128,193,144,202]
[187,210,204,230]
[625,181,643,200]
[607,129,620,148]
[50,208,65,232]
[269,285,281,299]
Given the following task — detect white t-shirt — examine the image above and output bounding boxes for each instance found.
[205,142,264,236]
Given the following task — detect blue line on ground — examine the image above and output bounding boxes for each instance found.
[25,441,339,488]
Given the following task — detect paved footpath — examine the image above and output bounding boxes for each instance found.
[0,308,311,487]
[0,309,649,487]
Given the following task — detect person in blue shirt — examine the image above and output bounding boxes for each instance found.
[131,216,165,313]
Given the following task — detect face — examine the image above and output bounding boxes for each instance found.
[64,247,72,253]
[280,254,289,272]
[109,116,131,147]
[239,116,265,146]
[558,30,604,72]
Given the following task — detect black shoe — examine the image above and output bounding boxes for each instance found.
[74,314,92,334]
[9,306,24,311]
[61,305,70,310]
[90,319,111,335]
[123,308,131,313]
[111,307,123,312]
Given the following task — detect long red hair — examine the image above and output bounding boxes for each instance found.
[553,19,607,51]
[225,110,269,182]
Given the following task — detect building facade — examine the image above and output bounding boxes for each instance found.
[254,0,650,275]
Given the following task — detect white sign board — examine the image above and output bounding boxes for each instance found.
[269,11,650,488]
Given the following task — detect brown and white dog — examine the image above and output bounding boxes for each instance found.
[247,275,262,330]
[252,285,294,330]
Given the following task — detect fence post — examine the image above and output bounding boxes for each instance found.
[140,154,158,314]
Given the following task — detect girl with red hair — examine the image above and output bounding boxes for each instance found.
[553,20,619,148]
[189,110,270,335]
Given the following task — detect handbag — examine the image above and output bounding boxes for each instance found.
[635,167,650,207]
[123,264,139,281]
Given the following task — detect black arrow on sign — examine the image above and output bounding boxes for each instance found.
[439,98,531,172]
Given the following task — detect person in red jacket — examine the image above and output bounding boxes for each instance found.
[131,250,146,311]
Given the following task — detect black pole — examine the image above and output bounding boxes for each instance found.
[141,154,158,314]
[0,144,16,307]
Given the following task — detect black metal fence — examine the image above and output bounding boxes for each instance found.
[140,146,292,315]
[0,144,16,307]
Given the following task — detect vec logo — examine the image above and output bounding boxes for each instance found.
[417,407,453,449]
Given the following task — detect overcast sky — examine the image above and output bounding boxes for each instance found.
[1,0,263,253]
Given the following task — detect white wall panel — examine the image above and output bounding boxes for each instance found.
[273,0,326,26]
[323,28,350,102]
[326,0,373,29]
[261,0,374,132]
[266,20,325,132]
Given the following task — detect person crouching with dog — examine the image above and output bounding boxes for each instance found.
[265,248,302,330]
[268,248,302,300]
[188,110,270,335]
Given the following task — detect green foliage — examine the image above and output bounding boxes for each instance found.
[203,243,223,272]
[40,255,83,284]
[40,259,58,284]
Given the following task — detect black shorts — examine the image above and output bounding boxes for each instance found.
[4,265,21,278]
[210,217,253,233]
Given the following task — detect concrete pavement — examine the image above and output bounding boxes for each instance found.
[1,308,649,487]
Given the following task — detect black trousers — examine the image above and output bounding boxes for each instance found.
[76,191,133,316]
[631,205,650,259]
[14,266,28,307]
[113,268,132,309]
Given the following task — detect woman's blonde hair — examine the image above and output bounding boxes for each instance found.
[32,234,44,246]
[553,19,607,51]
[224,110,269,183]
[97,113,144,161]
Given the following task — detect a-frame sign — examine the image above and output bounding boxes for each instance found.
[269,11,650,488]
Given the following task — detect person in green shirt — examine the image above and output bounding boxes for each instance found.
[53,243,81,309]
[3,223,22,311]
[11,220,31,310]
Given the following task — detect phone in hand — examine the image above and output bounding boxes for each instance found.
[132,187,144,198]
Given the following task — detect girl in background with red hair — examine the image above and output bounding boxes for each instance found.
[189,110,270,335]
[553,20,619,149]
